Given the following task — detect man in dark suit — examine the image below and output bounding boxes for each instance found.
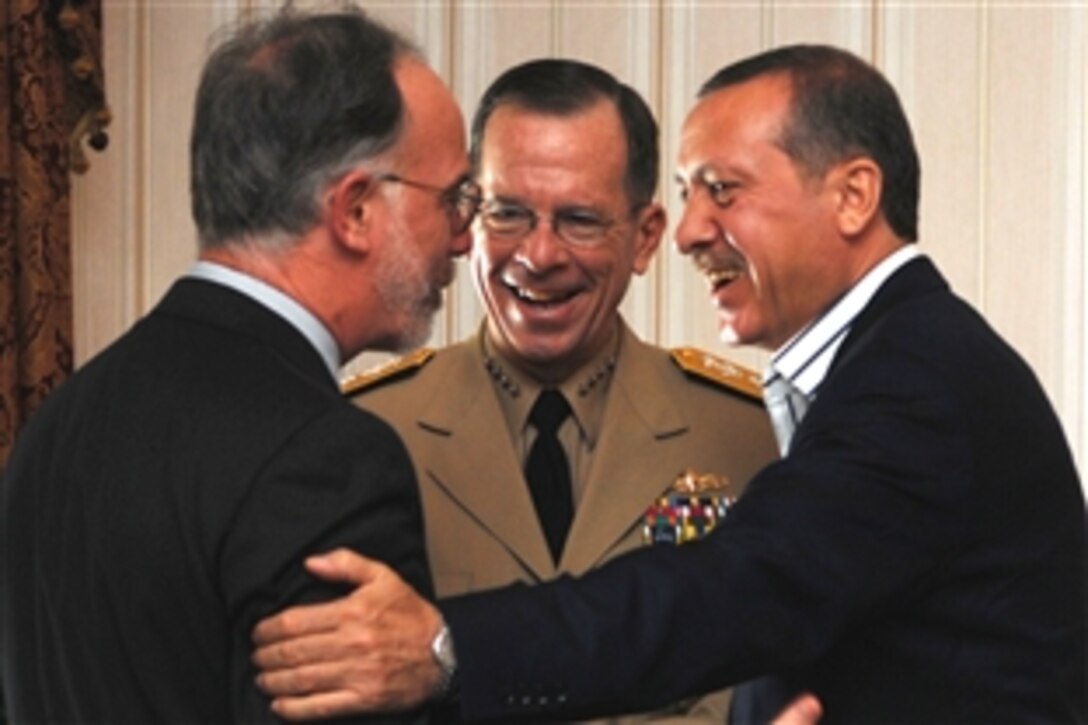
[1,7,477,722]
[251,45,1086,723]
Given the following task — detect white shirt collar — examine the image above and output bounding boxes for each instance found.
[187,260,341,382]
[766,246,922,398]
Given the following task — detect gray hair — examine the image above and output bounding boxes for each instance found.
[190,7,418,250]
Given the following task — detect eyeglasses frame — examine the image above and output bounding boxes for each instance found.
[375,172,483,235]
[477,198,650,249]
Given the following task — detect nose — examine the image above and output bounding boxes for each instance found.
[513,222,569,272]
[673,195,717,257]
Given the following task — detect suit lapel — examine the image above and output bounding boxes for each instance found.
[830,256,947,378]
[414,342,556,578]
[790,256,948,457]
[562,330,689,575]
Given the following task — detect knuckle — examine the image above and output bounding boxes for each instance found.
[278,639,303,666]
[277,610,299,633]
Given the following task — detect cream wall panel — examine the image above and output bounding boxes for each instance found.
[1066,6,1086,471]
[74,3,217,361]
[554,4,661,343]
[768,3,871,57]
[145,6,212,306]
[879,4,984,302]
[984,8,1077,445]
[72,2,142,359]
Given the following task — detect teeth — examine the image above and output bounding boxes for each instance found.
[706,268,741,288]
[517,287,567,303]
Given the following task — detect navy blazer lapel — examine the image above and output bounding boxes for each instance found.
[154,278,335,392]
[828,255,948,379]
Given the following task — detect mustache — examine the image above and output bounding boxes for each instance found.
[691,249,745,276]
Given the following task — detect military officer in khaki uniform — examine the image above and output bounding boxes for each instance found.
[345,59,778,723]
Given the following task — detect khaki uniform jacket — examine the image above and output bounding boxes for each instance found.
[349,321,778,723]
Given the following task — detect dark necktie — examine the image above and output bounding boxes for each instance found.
[526,389,574,564]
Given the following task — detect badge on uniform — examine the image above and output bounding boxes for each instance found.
[642,469,734,545]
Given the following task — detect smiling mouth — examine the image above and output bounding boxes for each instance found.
[512,285,578,306]
[706,265,743,291]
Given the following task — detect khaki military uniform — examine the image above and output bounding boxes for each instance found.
[345,320,778,723]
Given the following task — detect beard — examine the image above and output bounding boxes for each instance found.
[373,221,452,352]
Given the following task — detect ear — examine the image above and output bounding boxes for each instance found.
[630,202,666,275]
[327,168,379,255]
[832,157,882,238]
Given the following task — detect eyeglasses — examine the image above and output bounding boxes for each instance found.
[376,173,482,235]
[479,200,635,248]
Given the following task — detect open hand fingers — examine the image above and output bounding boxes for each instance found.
[257,654,430,717]
[252,629,354,673]
[269,689,375,721]
[253,598,348,648]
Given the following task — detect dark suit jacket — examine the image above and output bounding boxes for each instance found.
[1,278,432,723]
[439,257,1087,723]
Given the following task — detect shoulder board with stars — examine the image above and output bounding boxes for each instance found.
[670,347,763,403]
[340,348,435,397]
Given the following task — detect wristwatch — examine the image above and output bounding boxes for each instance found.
[430,622,458,698]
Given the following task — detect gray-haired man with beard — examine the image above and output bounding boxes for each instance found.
[2,6,478,722]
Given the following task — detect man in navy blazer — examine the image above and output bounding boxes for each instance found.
[251,45,1086,723]
[1,8,480,722]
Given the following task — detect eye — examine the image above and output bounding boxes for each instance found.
[706,180,738,208]
[559,210,608,229]
[557,210,610,240]
[481,202,535,236]
[485,204,530,222]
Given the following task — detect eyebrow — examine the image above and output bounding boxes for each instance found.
[483,197,609,214]
[481,194,526,205]
[674,162,715,185]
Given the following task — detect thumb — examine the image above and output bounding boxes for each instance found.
[304,547,385,587]
[772,693,822,725]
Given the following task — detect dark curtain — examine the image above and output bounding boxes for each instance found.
[0,0,107,468]
[1,3,106,718]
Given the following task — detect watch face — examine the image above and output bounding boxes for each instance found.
[433,626,456,669]
[432,625,457,696]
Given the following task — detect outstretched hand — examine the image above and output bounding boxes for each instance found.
[252,549,443,720]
